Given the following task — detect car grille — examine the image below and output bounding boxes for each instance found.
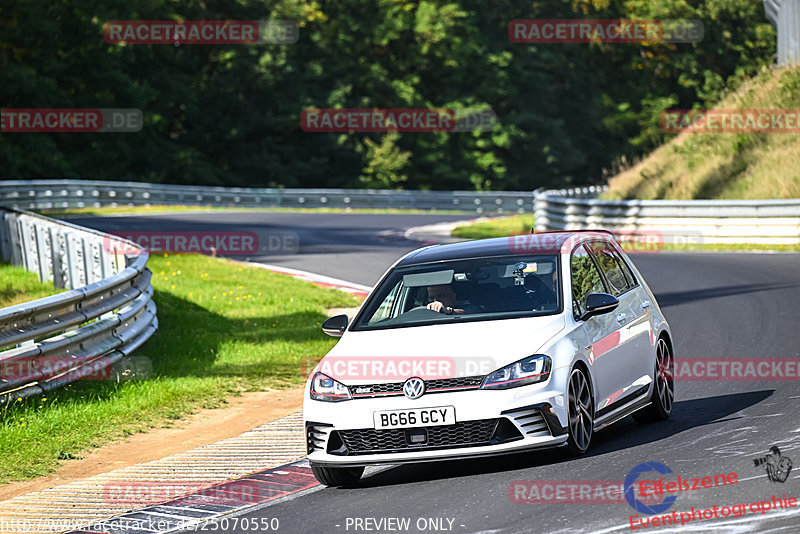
[334,418,507,455]
[349,376,483,399]
[426,376,484,392]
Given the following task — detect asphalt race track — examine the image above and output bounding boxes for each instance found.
[74,212,800,533]
[71,212,470,286]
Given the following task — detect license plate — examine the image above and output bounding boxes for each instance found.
[373,406,456,430]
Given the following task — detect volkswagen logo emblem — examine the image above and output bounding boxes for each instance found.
[403,377,425,399]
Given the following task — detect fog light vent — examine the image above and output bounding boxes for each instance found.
[406,428,428,445]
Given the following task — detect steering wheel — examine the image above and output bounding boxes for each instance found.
[403,305,446,319]
[523,276,557,304]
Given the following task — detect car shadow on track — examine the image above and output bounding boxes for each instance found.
[349,390,773,489]
[653,283,800,308]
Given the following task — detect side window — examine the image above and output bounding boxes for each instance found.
[614,250,638,289]
[367,281,402,324]
[571,245,606,318]
[587,242,630,296]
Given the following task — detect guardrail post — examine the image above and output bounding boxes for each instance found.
[35,224,51,283]
[99,238,113,278]
[19,218,36,274]
[0,213,10,262]
[82,237,94,285]
[49,227,67,289]
[8,213,22,266]
[64,232,81,289]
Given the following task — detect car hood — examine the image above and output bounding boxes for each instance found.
[318,314,567,384]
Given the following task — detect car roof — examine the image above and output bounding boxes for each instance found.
[396,230,618,267]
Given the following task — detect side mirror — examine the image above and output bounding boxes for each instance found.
[322,314,349,337]
[579,293,619,321]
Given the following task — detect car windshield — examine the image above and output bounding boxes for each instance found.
[353,255,561,330]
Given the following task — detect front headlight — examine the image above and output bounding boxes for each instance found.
[309,372,352,402]
[481,355,552,390]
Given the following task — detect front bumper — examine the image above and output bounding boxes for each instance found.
[303,372,570,467]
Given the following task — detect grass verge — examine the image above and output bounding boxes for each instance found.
[0,263,62,307]
[451,215,536,239]
[38,205,471,217]
[603,64,800,200]
[0,254,361,483]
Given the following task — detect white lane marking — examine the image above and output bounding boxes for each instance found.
[165,464,400,533]
[246,262,373,294]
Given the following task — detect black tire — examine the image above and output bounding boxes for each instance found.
[311,464,364,487]
[566,367,594,456]
[633,336,674,423]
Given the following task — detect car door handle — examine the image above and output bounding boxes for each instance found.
[616,313,628,323]
[641,300,651,309]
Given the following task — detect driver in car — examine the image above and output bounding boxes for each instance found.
[426,284,481,315]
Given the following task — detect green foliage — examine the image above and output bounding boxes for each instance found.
[570,252,603,310]
[0,0,776,190]
[359,133,411,188]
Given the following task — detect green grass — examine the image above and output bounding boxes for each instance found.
[451,215,536,239]
[0,254,361,483]
[38,205,470,217]
[0,263,61,307]
[450,216,800,252]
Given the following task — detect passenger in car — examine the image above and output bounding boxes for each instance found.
[426,284,481,315]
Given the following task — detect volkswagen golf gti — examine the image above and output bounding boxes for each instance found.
[304,230,674,486]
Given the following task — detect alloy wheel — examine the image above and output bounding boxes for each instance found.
[655,338,674,414]
[568,368,593,453]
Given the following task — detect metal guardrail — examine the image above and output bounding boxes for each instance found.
[765,0,800,66]
[0,206,157,403]
[0,179,535,215]
[6,179,799,244]
[534,187,800,245]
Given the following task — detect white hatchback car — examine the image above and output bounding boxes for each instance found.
[304,230,674,486]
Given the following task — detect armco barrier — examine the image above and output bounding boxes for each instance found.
[0,179,535,215]
[0,205,157,402]
[534,187,800,245]
[5,180,798,244]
